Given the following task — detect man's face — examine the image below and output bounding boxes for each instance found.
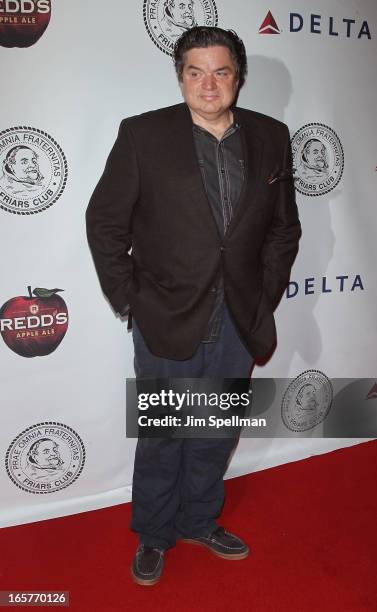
[305,142,326,169]
[32,441,60,468]
[11,148,39,182]
[170,1,194,27]
[180,46,239,122]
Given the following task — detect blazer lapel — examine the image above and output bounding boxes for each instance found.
[226,107,265,238]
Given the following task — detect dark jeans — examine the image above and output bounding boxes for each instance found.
[130,304,253,550]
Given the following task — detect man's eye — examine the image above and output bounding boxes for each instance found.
[216,71,227,77]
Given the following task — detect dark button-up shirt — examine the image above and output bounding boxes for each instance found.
[192,122,244,342]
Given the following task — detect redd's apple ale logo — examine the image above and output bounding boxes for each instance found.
[0,0,51,48]
[0,126,67,215]
[0,286,68,357]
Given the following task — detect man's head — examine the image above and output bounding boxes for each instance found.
[4,145,40,183]
[164,0,195,28]
[173,27,247,121]
[27,438,62,469]
[302,139,328,170]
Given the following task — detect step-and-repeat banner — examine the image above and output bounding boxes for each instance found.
[1,1,376,527]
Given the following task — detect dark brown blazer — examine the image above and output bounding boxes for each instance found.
[86,103,301,359]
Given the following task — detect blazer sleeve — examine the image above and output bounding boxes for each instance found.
[261,125,302,310]
[86,120,139,315]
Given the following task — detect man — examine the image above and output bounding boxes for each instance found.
[86,26,301,586]
[0,145,44,195]
[161,0,197,39]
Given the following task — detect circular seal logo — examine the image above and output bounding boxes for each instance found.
[0,1,51,48]
[0,126,67,215]
[143,0,218,56]
[281,370,333,432]
[291,123,344,197]
[6,422,85,494]
[0,286,69,357]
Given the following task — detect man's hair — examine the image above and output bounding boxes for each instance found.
[173,26,247,89]
[27,438,54,464]
[5,145,35,169]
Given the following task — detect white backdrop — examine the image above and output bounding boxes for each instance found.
[0,0,376,528]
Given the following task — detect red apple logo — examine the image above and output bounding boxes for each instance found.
[0,0,51,48]
[0,286,68,357]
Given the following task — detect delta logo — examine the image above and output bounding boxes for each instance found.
[0,285,68,357]
[258,10,371,40]
[0,0,51,48]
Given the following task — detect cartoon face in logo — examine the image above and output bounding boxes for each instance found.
[161,0,197,37]
[298,139,329,183]
[27,438,64,477]
[296,383,318,411]
[1,145,44,195]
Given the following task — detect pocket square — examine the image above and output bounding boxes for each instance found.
[267,167,296,184]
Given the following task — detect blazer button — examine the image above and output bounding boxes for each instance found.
[210,287,217,293]
[220,246,226,251]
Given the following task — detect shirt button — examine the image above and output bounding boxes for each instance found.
[220,246,226,251]
[211,287,217,293]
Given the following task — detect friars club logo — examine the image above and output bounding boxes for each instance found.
[281,370,333,432]
[6,422,85,494]
[144,0,218,56]
[0,126,67,215]
[291,123,344,197]
[0,286,69,357]
[0,0,51,48]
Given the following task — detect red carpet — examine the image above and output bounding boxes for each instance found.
[1,441,377,611]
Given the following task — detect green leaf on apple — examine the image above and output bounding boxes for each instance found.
[33,288,64,298]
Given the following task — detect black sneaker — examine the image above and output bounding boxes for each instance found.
[181,526,249,560]
[131,544,164,585]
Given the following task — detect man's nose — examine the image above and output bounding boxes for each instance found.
[202,74,216,89]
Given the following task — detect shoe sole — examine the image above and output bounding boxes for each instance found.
[180,538,249,560]
[131,566,162,586]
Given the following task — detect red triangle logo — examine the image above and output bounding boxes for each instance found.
[259,10,280,34]
[366,383,377,400]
